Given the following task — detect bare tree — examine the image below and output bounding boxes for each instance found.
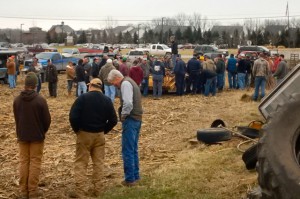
[174,13,187,27]
[105,16,118,44]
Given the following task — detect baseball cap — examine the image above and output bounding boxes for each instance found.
[87,78,102,89]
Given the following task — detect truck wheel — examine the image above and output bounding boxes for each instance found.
[242,143,258,170]
[196,128,232,144]
[257,93,300,198]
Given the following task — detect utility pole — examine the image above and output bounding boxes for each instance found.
[61,21,64,44]
[286,1,290,47]
[20,24,24,43]
[137,24,141,47]
[161,17,165,44]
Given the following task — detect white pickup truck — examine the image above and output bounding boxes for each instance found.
[136,44,171,57]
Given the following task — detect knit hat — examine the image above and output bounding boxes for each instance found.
[25,72,38,87]
[107,59,112,63]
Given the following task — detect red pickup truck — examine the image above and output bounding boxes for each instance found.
[27,44,57,54]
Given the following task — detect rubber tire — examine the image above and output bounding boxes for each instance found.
[196,128,232,144]
[257,93,300,199]
[242,143,258,170]
[237,126,260,139]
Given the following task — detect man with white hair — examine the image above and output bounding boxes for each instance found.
[107,69,143,186]
[99,59,116,102]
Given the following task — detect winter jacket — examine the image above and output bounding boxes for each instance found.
[7,61,16,75]
[216,59,225,74]
[174,59,186,76]
[119,63,129,76]
[227,57,237,73]
[13,90,51,142]
[150,60,165,76]
[237,59,247,73]
[91,62,100,78]
[45,64,58,83]
[76,64,85,82]
[273,60,288,80]
[66,65,75,80]
[187,58,201,75]
[140,62,150,78]
[99,62,116,85]
[252,58,269,77]
[171,41,178,54]
[69,91,117,133]
[203,59,216,72]
[129,66,144,85]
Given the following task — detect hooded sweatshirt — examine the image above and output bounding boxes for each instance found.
[129,65,144,85]
[13,90,51,142]
[99,62,116,85]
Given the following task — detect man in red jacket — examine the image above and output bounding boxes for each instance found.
[129,60,143,86]
[13,72,51,199]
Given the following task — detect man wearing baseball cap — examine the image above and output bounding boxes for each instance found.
[69,78,117,198]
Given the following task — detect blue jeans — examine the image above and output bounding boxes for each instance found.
[152,74,163,98]
[77,81,87,97]
[237,73,246,90]
[122,117,142,182]
[253,76,266,100]
[141,78,149,96]
[175,74,185,95]
[104,85,116,102]
[228,72,237,89]
[8,74,16,88]
[204,76,217,96]
[217,73,224,90]
[245,73,250,88]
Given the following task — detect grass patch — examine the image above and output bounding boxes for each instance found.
[101,143,257,199]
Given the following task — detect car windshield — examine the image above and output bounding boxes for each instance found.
[62,49,73,54]
[212,46,218,50]
[40,44,50,48]
[36,53,52,60]
[161,44,169,49]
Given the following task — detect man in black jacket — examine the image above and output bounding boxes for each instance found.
[13,72,51,198]
[76,59,87,97]
[45,59,58,97]
[69,78,117,198]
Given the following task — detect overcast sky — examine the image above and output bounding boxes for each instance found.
[1,0,299,31]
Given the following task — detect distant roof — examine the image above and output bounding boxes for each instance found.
[211,25,243,35]
[111,26,134,35]
[153,25,189,34]
[49,24,74,33]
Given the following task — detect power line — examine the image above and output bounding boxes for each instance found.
[0,14,299,22]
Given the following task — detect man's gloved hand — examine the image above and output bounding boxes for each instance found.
[120,114,128,122]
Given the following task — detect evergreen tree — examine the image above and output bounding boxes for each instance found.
[295,28,300,47]
[77,31,87,44]
[117,31,123,43]
[133,32,138,44]
[102,30,108,43]
[46,31,51,44]
[175,28,182,43]
[148,30,155,43]
[183,26,193,43]
[91,34,96,43]
[123,31,132,43]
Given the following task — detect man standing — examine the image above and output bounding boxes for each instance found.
[187,54,201,94]
[99,59,116,102]
[76,59,87,97]
[129,60,143,86]
[91,57,100,78]
[170,35,178,70]
[252,53,270,101]
[273,54,288,85]
[174,55,186,96]
[66,61,76,96]
[45,59,58,97]
[13,72,51,199]
[7,56,16,88]
[236,54,247,90]
[69,78,117,198]
[226,54,237,89]
[140,58,150,96]
[150,56,165,100]
[216,54,225,92]
[107,69,143,186]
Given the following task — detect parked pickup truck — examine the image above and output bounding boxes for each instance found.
[23,52,79,76]
[136,44,171,57]
[27,44,57,54]
[125,50,147,62]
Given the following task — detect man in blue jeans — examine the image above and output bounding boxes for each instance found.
[108,69,143,186]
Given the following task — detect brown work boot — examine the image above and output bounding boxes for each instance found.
[121,180,136,187]
[28,190,43,199]
[68,190,84,198]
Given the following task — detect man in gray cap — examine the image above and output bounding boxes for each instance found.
[13,72,51,199]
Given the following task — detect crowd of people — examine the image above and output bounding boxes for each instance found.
[8,43,290,198]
